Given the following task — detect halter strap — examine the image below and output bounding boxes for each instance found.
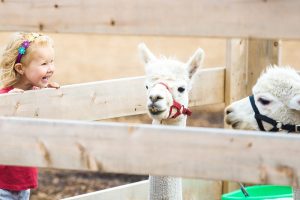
[158,82,192,119]
[158,82,170,91]
[249,95,300,133]
[249,95,266,131]
[169,100,192,119]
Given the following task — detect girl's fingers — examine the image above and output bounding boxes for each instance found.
[47,82,60,89]
[32,86,40,90]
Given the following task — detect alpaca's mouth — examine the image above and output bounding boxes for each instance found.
[231,121,240,129]
[149,110,165,115]
[148,105,166,115]
[224,116,232,125]
[225,116,240,129]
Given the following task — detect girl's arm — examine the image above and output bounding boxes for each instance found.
[8,82,60,93]
[8,88,24,93]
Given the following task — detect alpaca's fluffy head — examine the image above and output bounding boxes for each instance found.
[225,66,300,131]
[138,43,204,121]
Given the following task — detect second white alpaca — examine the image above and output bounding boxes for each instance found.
[225,66,300,200]
[225,66,300,131]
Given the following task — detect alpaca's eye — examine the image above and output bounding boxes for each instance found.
[178,87,185,93]
[258,97,271,105]
[145,85,148,90]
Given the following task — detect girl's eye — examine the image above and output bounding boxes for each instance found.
[178,87,185,93]
[42,63,47,66]
[258,97,271,105]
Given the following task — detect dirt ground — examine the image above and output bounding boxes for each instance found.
[30,105,224,200]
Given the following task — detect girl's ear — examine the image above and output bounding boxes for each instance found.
[138,43,156,64]
[288,94,300,110]
[14,63,25,75]
[186,48,205,79]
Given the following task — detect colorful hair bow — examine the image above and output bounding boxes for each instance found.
[15,33,40,64]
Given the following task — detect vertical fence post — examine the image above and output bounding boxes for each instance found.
[224,38,281,195]
[225,39,248,106]
[246,39,281,94]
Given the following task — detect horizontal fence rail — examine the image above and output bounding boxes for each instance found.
[0,1,300,39]
[61,179,221,200]
[0,67,224,120]
[62,181,149,200]
[1,117,300,187]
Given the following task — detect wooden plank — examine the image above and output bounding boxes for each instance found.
[182,179,222,200]
[0,32,226,86]
[223,39,249,194]
[0,1,300,39]
[62,179,222,200]
[225,39,248,105]
[1,117,300,187]
[225,39,281,104]
[247,39,281,94]
[224,39,281,193]
[0,67,224,120]
[189,67,224,107]
[62,180,148,200]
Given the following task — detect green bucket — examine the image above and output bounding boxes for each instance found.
[221,185,293,200]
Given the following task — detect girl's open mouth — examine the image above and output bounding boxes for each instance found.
[42,76,49,83]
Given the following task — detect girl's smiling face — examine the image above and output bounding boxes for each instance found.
[22,45,55,89]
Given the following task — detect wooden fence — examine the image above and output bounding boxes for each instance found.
[0,0,299,199]
[1,0,300,39]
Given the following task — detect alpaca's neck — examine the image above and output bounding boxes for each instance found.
[149,116,185,200]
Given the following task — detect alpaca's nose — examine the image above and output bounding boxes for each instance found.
[149,95,164,103]
[225,107,233,115]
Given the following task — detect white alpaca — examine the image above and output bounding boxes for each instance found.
[225,66,300,200]
[225,66,300,132]
[138,43,204,200]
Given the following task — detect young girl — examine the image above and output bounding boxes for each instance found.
[0,32,59,200]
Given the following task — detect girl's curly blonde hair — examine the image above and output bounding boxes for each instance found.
[0,32,54,88]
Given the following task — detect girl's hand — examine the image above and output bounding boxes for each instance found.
[32,86,40,90]
[8,88,24,93]
[47,82,60,89]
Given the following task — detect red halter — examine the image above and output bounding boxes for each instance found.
[158,82,192,119]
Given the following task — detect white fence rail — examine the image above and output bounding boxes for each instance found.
[1,1,300,39]
[1,117,300,187]
[0,67,224,120]
[61,179,222,200]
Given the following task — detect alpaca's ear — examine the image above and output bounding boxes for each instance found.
[138,43,156,64]
[288,94,300,110]
[186,48,205,79]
